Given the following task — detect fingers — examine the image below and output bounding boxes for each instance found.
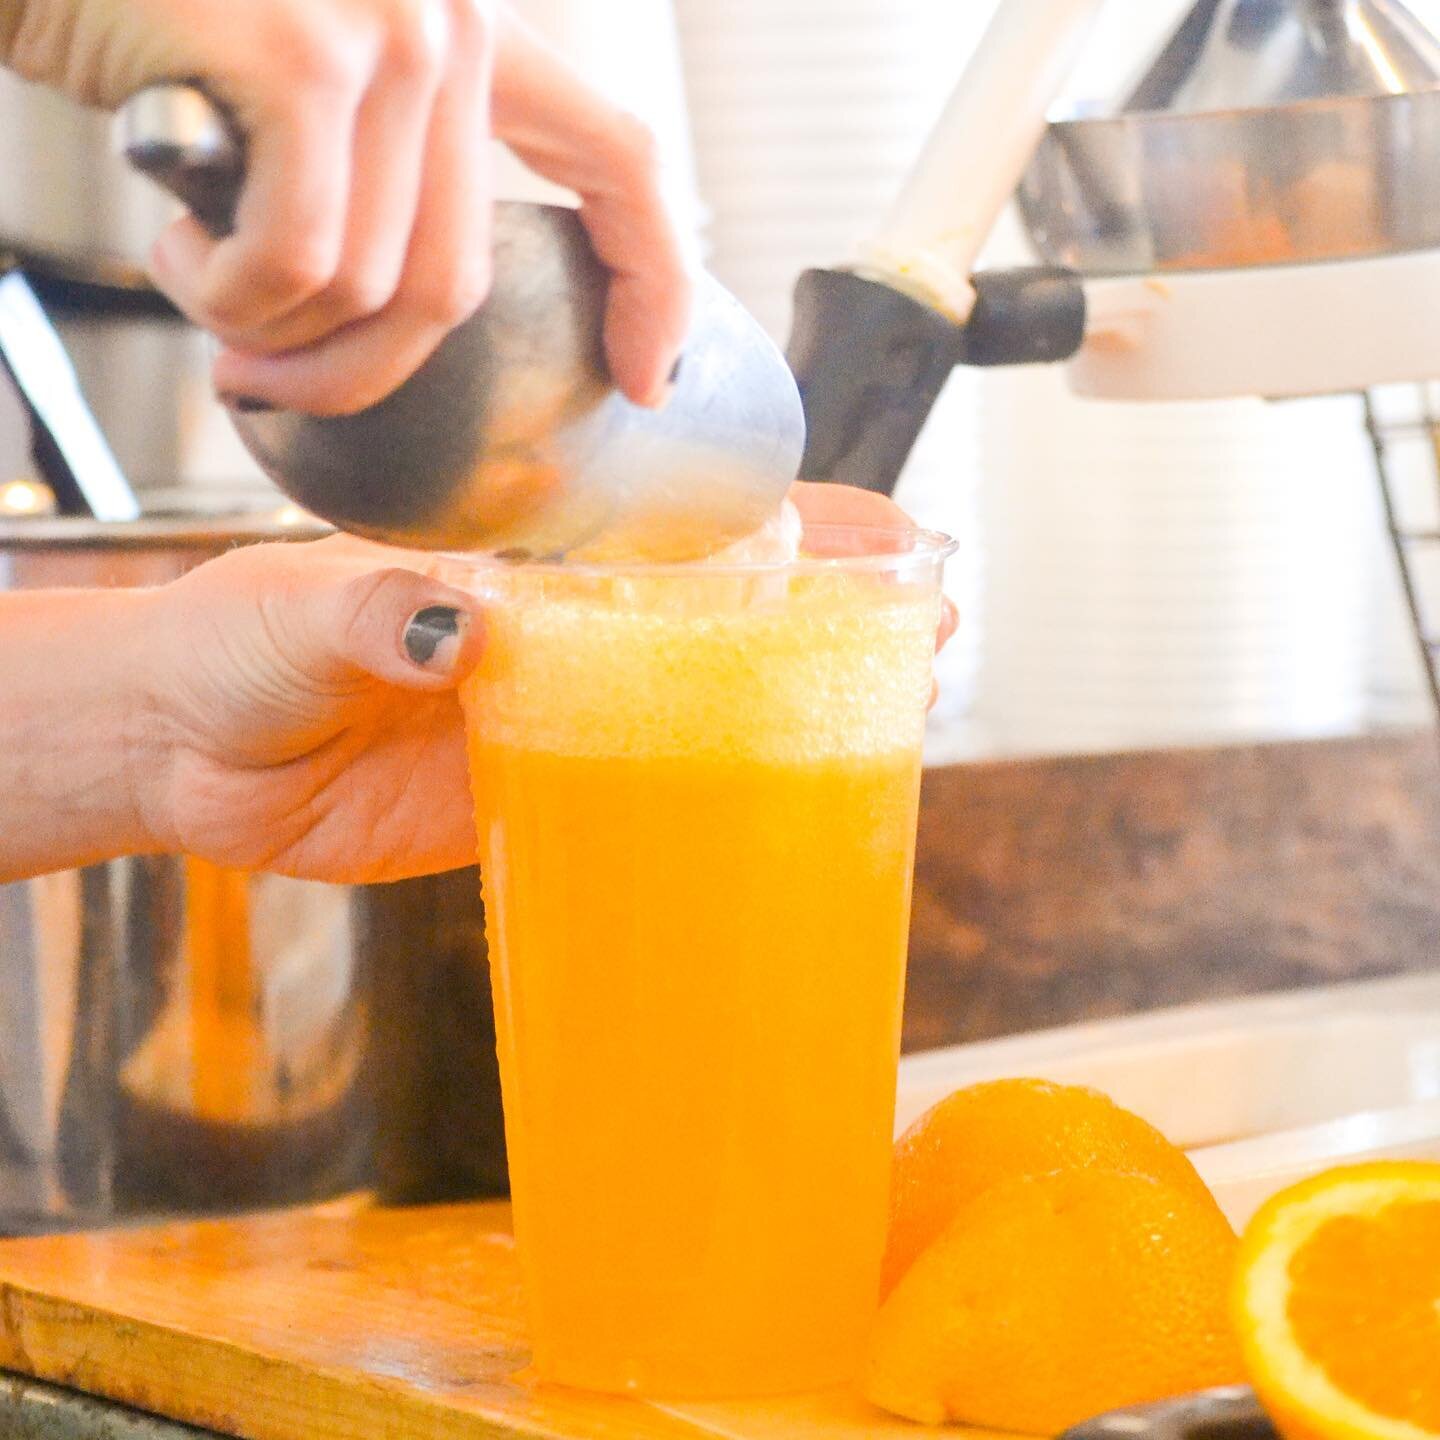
[592,185,692,407]
[788,480,915,528]
[937,595,959,652]
[150,84,363,343]
[251,7,449,356]
[491,7,691,405]
[788,480,920,556]
[929,601,957,713]
[790,484,956,701]
[215,1,496,414]
[210,282,472,415]
[143,1,685,414]
[147,1,494,415]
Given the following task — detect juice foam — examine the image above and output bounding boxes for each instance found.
[461,567,940,765]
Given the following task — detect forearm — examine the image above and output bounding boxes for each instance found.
[0,587,168,882]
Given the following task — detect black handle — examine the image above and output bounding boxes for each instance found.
[119,85,269,416]
[962,267,1086,368]
[787,269,963,494]
[120,83,246,239]
[785,265,1086,495]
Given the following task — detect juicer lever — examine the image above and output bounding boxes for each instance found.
[787,265,1084,495]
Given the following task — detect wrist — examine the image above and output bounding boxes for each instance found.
[0,2,27,63]
[116,586,182,856]
[0,0,46,77]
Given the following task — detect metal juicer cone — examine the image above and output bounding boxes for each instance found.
[1017,0,1440,274]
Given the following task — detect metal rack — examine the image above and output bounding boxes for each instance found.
[1363,388,1440,721]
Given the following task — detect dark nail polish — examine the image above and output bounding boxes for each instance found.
[404,606,463,667]
[668,353,684,384]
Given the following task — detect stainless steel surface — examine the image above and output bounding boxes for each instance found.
[1060,1387,1276,1439]
[0,511,323,554]
[1125,0,1440,112]
[0,74,217,494]
[0,76,163,282]
[122,84,241,163]
[118,86,244,240]
[0,514,368,1235]
[1018,0,1440,274]
[121,83,805,559]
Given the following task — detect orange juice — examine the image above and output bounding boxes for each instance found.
[457,528,949,1398]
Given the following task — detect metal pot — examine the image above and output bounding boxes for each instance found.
[0,509,378,1233]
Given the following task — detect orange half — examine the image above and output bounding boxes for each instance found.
[1233,1161,1440,1440]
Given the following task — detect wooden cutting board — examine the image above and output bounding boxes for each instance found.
[0,1202,1008,1440]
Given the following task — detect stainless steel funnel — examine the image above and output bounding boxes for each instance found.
[120,86,804,559]
[1018,0,1440,274]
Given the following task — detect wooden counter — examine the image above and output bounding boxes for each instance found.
[0,1204,1012,1440]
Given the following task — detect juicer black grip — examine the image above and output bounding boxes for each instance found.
[785,265,1085,495]
[787,269,963,495]
[962,267,1086,367]
[121,83,245,240]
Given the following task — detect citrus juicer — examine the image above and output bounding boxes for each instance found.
[786,0,1440,717]
[117,85,804,560]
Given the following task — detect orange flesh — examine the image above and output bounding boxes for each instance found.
[1288,1199,1440,1431]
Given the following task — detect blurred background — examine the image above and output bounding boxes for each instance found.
[1,0,1432,757]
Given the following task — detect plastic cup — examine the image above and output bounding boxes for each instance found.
[449,522,953,1398]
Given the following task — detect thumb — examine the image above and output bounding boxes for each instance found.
[301,566,487,690]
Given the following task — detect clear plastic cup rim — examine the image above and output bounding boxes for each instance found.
[444,523,958,580]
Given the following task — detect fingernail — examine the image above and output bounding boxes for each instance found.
[635,355,684,411]
[404,605,465,671]
[221,394,274,414]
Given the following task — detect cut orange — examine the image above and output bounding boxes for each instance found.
[865,1167,1242,1433]
[1234,1161,1440,1440]
[882,1078,1219,1295]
